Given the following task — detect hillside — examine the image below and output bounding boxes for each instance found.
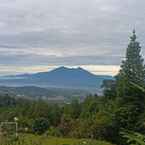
[0,86,91,102]
[0,67,113,89]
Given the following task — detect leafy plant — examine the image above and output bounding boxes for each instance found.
[130,82,145,93]
[121,130,145,145]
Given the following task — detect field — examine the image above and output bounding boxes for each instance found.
[0,134,115,145]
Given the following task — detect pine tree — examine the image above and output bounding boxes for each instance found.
[116,30,145,97]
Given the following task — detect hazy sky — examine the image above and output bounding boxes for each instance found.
[0,0,145,75]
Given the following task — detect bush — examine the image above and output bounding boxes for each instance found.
[46,126,61,137]
[32,118,50,135]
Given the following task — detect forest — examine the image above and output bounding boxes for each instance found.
[0,30,145,145]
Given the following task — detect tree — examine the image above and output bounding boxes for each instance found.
[32,118,50,134]
[114,30,145,134]
[102,79,116,98]
[63,99,81,119]
[116,30,145,97]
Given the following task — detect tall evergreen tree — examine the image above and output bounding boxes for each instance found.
[114,31,145,133]
[116,30,145,97]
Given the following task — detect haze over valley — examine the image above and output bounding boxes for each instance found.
[0,66,113,101]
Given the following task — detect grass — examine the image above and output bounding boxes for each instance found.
[21,134,115,145]
[0,134,115,145]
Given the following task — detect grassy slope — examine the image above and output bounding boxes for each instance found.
[21,134,115,145]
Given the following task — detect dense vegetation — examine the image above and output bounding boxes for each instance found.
[0,86,91,102]
[0,30,145,145]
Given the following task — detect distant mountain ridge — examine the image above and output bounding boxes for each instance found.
[0,86,90,102]
[0,66,113,89]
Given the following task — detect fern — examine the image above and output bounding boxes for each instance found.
[130,82,145,93]
[121,130,145,145]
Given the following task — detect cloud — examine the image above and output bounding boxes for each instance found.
[0,65,120,76]
[0,0,144,75]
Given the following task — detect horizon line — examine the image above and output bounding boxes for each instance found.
[0,65,120,77]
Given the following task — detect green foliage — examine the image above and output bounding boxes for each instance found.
[121,130,145,145]
[116,30,145,97]
[32,118,50,135]
[114,105,142,130]
[101,31,145,143]
[80,96,100,118]
[58,115,74,136]
[46,126,62,137]
[130,82,145,93]
[63,99,81,119]
[102,80,116,98]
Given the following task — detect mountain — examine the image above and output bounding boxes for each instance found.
[0,67,113,89]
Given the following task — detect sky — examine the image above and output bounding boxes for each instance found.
[0,0,145,76]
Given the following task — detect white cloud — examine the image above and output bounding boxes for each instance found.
[0,0,144,75]
[0,65,120,76]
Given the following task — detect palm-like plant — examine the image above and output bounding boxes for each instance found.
[130,82,145,93]
[121,130,145,145]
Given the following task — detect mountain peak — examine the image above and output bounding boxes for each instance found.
[0,66,113,89]
[49,66,94,76]
[51,66,87,72]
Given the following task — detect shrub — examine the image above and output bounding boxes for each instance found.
[32,118,50,135]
